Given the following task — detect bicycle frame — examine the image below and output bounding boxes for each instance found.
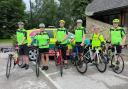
[87,46,100,63]
[56,45,63,65]
[94,47,101,63]
[111,46,118,62]
[107,44,119,61]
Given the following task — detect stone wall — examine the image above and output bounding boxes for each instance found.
[86,17,112,40]
[86,16,128,44]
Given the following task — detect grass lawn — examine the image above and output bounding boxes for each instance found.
[0,39,13,44]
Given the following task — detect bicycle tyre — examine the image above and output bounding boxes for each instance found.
[6,54,12,79]
[95,53,107,73]
[111,54,124,74]
[76,56,88,74]
[36,56,40,77]
[60,57,63,77]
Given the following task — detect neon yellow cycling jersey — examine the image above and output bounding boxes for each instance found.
[16,28,27,45]
[91,33,105,49]
[110,27,125,45]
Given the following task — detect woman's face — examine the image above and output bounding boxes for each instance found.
[94,27,100,34]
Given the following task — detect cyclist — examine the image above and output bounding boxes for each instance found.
[91,25,105,49]
[109,19,126,68]
[34,23,50,70]
[71,19,86,60]
[16,22,29,69]
[90,25,105,64]
[56,20,68,69]
[109,19,126,53]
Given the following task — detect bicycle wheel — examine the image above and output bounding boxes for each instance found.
[76,56,88,74]
[60,57,63,77]
[95,53,107,73]
[36,55,40,77]
[6,54,12,79]
[111,55,124,74]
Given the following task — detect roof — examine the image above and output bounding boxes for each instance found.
[85,0,128,16]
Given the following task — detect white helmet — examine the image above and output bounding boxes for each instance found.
[76,19,83,23]
[17,22,24,25]
[39,23,45,28]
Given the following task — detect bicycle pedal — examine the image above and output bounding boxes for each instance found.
[109,64,115,68]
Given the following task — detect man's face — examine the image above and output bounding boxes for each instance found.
[40,28,44,32]
[113,23,119,28]
[18,24,24,29]
[77,22,82,27]
[59,22,65,27]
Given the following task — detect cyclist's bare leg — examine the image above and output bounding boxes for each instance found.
[41,53,49,70]
[20,55,25,63]
[41,53,45,66]
[45,54,49,70]
[23,55,29,69]
[80,53,83,61]
[64,60,68,64]
[45,54,49,66]
[20,55,27,68]
[24,55,29,65]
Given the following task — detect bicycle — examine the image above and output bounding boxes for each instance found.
[54,41,64,77]
[6,48,23,79]
[105,42,124,74]
[83,45,107,73]
[70,45,87,74]
[29,46,40,77]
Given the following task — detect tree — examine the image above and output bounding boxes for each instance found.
[57,0,74,28]
[30,0,58,28]
[0,0,26,38]
[72,0,92,20]
[57,0,92,31]
[21,0,91,31]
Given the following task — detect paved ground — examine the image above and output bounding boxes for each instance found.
[0,50,128,89]
[0,43,128,89]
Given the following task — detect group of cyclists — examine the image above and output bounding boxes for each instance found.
[16,18,126,72]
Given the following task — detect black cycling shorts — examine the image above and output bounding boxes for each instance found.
[59,44,67,60]
[74,42,84,53]
[111,45,122,53]
[39,48,49,53]
[19,44,29,55]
